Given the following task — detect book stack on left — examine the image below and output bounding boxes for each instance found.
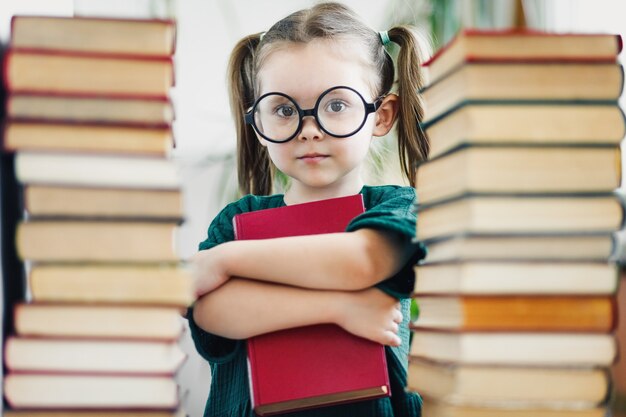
[1,16,193,415]
[408,30,624,417]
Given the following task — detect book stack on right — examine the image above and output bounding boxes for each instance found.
[408,30,625,417]
[1,16,192,415]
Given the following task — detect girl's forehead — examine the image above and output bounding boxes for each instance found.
[256,39,376,100]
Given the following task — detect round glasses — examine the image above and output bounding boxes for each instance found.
[244,86,382,143]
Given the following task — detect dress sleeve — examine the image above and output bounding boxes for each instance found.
[186,202,244,364]
[346,186,427,299]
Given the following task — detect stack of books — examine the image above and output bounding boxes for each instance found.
[1,16,192,415]
[409,30,624,416]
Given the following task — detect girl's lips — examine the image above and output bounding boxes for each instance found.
[298,154,329,162]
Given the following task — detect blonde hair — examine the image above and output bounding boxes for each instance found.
[228,2,429,195]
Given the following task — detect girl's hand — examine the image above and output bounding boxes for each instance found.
[336,288,403,347]
[190,246,230,297]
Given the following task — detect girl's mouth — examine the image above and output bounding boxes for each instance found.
[298,153,329,162]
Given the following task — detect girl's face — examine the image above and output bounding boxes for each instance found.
[255,39,382,199]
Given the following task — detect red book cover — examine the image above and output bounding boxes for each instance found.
[233,194,391,416]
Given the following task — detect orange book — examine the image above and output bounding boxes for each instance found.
[411,295,616,332]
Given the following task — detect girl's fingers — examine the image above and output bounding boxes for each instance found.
[382,330,402,346]
[393,309,403,323]
[389,321,399,334]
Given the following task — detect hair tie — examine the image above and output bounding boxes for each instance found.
[379,30,390,46]
[259,31,266,42]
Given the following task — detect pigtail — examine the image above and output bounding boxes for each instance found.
[388,26,430,187]
[227,33,273,195]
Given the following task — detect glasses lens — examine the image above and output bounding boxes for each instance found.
[254,94,299,142]
[317,88,366,136]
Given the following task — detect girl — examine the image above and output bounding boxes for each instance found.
[189,3,429,416]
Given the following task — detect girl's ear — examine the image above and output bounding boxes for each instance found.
[372,93,399,137]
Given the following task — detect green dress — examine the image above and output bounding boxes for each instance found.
[187,185,427,417]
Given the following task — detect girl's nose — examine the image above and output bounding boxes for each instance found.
[297,116,324,141]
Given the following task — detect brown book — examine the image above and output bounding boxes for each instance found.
[5,337,186,375]
[28,264,193,306]
[411,295,616,332]
[422,233,615,263]
[16,221,180,262]
[7,94,174,127]
[417,145,621,206]
[10,16,176,57]
[422,62,623,122]
[14,304,184,341]
[424,103,625,159]
[408,358,610,407]
[421,398,607,417]
[424,30,622,85]
[4,374,178,409]
[417,194,624,242]
[24,185,183,220]
[414,261,618,295]
[5,50,173,98]
[4,121,173,156]
[410,331,617,367]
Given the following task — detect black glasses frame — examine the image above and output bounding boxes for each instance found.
[244,85,382,143]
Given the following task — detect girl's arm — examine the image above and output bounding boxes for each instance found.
[193,228,409,295]
[192,277,403,346]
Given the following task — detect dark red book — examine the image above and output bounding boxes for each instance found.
[233,194,390,416]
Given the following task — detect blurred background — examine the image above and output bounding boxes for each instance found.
[1,0,626,415]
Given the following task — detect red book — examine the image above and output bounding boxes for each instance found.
[233,194,390,416]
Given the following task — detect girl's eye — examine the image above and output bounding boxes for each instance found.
[326,100,346,113]
[275,105,297,118]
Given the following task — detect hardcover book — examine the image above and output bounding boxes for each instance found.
[409,331,617,367]
[3,121,174,156]
[417,194,624,242]
[7,94,174,127]
[416,145,622,206]
[408,358,610,408]
[4,50,174,98]
[424,30,622,85]
[422,62,624,121]
[10,16,176,57]
[233,194,390,415]
[411,295,616,332]
[421,233,615,263]
[422,102,625,159]
[14,304,185,341]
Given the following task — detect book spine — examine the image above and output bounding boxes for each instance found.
[4,49,175,97]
